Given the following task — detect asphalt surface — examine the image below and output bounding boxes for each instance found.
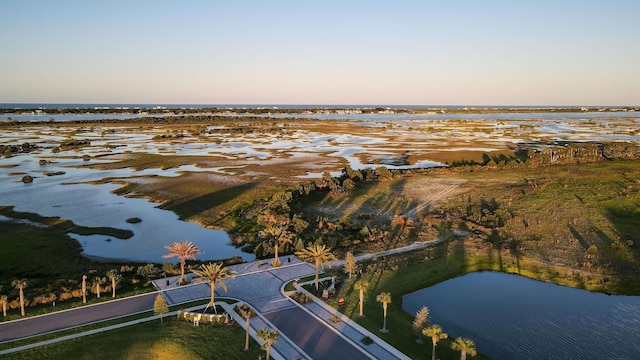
[264,306,372,360]
[0,293,156,342]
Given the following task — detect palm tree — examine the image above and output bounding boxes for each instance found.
[295,243,337,290]
[423,324,448,360]
[236,303,256,351]
[162,241,203,284]
[256,328,279,360]
[261,223,293,267]
[353,279,369,317]
[11,279,27,316]
[413,306,430,343]
[192,262,237,309]
[106,269,121,298]
[376,292,391,333]
[0,295,8,317]
[91,276,106,298]
[451,337,477,360]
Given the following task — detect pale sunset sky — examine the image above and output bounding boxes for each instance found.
[1,0,639,106]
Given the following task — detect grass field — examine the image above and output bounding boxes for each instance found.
[1,318,263,360]
[298,160,640,295]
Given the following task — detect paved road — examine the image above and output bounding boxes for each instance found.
[0,293,156,342]
[265,306,372,360]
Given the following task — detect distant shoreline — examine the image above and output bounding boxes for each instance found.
[1,104,638,119]
[1,103,638,112]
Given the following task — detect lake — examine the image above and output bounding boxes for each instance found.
[402,272,640,360]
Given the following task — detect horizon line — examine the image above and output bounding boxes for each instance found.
[1,102,638,109]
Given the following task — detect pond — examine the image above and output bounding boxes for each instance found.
[402,272,640,360]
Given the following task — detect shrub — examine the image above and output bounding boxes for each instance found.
[59,291,73,301]
[290,291,313,304]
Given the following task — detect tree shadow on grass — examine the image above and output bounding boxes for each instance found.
[603,206,640,293]
[161,183,256,220]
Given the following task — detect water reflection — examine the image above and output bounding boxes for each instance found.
[403,272,640,360]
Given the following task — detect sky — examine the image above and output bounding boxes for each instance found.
[1,0,639,106]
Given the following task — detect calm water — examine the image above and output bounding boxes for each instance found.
[403,272,640,360]
[0,151,253,263]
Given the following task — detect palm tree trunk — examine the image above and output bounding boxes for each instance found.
[112,278,116,298]
[382,305,387,331]
[266,345,271,360]
[359,290,364,317]
[431,340,437,360]
[274,243,279,264]
[210,282,216,307]
[244,316,250,351]
[19,288,25,316]
[82,275,87,304]
[96,284,101,298]
[180,259,186,283]
[2,303,6,317]
[461,350,466,360]
[314,261,320,290]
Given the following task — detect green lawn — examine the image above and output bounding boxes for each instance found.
[2,319,263,360]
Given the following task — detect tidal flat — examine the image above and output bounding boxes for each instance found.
[1,112,639,264]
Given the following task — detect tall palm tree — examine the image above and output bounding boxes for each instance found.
[451,337,477,360]
[256,328,279,360]
[0,295,8,317]
[106,269,121,298]
[11,279,27,316]
[162,241,203,284]
[236,303,256,351]
[261,223,293,267]
[423,324,448,360]
[193,262,237,308]
[376,292,391,333]
[91,276,106,298]
[353,279,369,317]
[295,243,337,290]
